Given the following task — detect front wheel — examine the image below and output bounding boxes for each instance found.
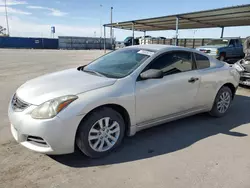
[209,86,232,117]
[76,107,125,158]
[219,53,226,61]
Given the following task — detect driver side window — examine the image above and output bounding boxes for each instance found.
[148,51,194,76]
[235,39,242,47]
[229,40,236,47]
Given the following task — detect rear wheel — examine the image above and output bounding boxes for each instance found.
[209,86,232,117]
[76,107,125,158]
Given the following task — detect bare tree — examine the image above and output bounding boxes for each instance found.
[0,26,7,36]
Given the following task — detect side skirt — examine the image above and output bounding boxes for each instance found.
[135,107,207,133]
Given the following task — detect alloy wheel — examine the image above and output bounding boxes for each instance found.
[217,91,231,113]
[88,117,120,152]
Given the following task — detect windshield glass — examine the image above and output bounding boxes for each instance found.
[206,39,229,46]
[124,37,132,42]
[84,48,153,78]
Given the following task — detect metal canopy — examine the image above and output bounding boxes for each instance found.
[104,4,250,31]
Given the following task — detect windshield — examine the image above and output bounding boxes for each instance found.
[83,48,153,78]
[206,39,229,46]
[124,37,132,42]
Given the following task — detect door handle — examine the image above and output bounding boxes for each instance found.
[188,77,199,83]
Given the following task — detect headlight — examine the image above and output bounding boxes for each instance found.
[216,49,219,55]
[232,60,245,72]
[31,95,78,119]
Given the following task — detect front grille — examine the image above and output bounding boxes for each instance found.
[27,136,48,146]
[11,94,30,111]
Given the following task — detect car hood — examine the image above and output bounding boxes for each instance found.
[16,68,117,105]
[197,45,226,49]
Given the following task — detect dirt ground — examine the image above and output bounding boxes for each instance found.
[1,49,250,188]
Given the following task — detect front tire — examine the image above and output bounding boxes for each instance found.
[219,53,226,61]
[76,107,125,158]
[209,86,232,117]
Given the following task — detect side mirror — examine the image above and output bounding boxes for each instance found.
[228,44,234,48]
[140,69,164,80]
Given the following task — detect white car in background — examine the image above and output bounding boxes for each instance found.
[8,45,240,158]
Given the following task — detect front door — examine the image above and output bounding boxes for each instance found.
[227,39,236,58]
[135,50,201,124]
[235,39,244,57]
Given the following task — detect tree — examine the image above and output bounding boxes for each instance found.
[0,26,8,36]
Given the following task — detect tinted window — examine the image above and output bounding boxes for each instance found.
[124,37,132,42]
[235,39,242,47]
[229,40,236,46]
[194,53,210,69]
[149,51,193,75]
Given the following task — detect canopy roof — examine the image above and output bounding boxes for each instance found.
[104,4,250,31]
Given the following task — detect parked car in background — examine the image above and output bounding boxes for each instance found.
[157,37,167,40]
[233,36,250,86]
[196,38,244,61]
[115,41,125,49]
[8,45,240,158]
[124,36,152,46]
[124,36,139,46]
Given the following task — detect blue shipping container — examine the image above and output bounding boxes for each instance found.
[0,37,58,49]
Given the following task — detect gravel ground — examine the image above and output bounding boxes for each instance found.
[1,49,250,188]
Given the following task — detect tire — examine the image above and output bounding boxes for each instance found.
[76,107,125,158]
[219,53,226,61]
[209,86,232,117]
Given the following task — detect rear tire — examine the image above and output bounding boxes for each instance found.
[76,107,125,158]
[209,86,232,117]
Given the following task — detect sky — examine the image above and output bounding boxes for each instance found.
[0,0,250,41]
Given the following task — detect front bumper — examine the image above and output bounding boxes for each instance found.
[239,72,250,86]
[8,101,84,155]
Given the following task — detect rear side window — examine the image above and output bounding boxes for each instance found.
[194,53,210,69]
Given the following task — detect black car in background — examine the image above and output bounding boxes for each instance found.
[124,37,140,46]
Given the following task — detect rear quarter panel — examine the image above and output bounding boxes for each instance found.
[196,59,239,110]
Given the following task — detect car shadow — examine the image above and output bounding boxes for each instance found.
[226,58,242,64]
[239,84,250,89]
[50,94,250,168]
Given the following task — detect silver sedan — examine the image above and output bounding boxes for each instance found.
[8,45,240,158]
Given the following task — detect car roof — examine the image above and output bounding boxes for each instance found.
[126,44,188,52]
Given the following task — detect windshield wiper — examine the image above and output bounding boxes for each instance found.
[77,65,86,71]
[82,69,106,77]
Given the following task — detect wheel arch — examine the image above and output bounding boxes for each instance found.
[219,51,226,57]
[209,82,236,117]
[76,103,131,137]
[222,83,236,99]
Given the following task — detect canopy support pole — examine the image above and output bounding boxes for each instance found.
[132,22,135,45]
[110,7,113,50]
[175,16,179,46]
[143,31,146,45]
[104,26,106,53]
[220,27,224,38]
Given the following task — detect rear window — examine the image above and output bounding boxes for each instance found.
[194,53,210,69]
